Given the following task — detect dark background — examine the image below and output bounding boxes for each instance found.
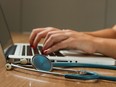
[0,0,116,33]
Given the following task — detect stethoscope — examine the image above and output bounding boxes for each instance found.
[5,55,116,82]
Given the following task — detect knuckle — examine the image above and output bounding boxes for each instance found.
[50,35,56,40]
[32,28,43,33]
[32,29,39,34]
[45,27,59,31]
[46,35,56,45]
[36,33,40,37]
[47,32,52,35]
[36,33,42,38]
[32,29,38,32]
[45,27,54,30]
[65,29,72,32]
[47,32,53,37]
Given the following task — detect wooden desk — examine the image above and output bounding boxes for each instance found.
[0,33,116,87]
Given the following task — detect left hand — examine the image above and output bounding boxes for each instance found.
[42,29,97,54]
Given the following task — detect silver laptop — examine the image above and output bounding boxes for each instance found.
[0,4,116,65]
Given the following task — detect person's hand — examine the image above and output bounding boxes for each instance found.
[29,27,60,48]
[42,29,97,54]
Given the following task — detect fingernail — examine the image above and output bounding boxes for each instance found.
[30,45,34,48]
[30,44,33,47]
[32,45,36,49]
[42,48,44,51]
[41,49,44,54]
[43,50,48,55]
[42,47,46,52]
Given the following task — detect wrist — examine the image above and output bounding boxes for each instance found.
[84,36,98,54]
[84,32,95,36]
[92,37,104,53]
[78,35,98,54]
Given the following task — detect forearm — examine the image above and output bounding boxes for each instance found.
[94,37,116,58]
[85,27,116,38]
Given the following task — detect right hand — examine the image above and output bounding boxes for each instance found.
[29,27,60,48]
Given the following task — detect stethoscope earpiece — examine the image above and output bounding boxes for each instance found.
[5,63,13,70]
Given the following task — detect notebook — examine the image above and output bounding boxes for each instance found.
[0,4,115,65]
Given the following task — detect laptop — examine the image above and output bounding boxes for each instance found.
[0,4,116,65]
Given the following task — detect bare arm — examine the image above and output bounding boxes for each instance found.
[94,37,116,58]
[85,25,116,38]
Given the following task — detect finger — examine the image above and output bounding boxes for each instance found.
[32,27,60,48]
[32,31,46,48]
[43,38,71,54]
[43,33,68,50]
[32,29,55,48]
[29,27,56,45]
[43,30,64,44]
[29,28,43,45]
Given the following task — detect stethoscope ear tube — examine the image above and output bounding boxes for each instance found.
[53,63,116,70]
[98,75,116,81]
[53,62,116,81]
[64,71,99,80]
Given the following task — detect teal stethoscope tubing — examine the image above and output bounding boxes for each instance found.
[53,63,116,81]
[53,63,116,70]
[98,75,116,81]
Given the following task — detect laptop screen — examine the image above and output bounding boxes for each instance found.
[0,4,13,50]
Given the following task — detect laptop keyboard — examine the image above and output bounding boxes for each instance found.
[21,45,64,57]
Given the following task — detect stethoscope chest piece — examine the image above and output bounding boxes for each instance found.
[31,55,53,71]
